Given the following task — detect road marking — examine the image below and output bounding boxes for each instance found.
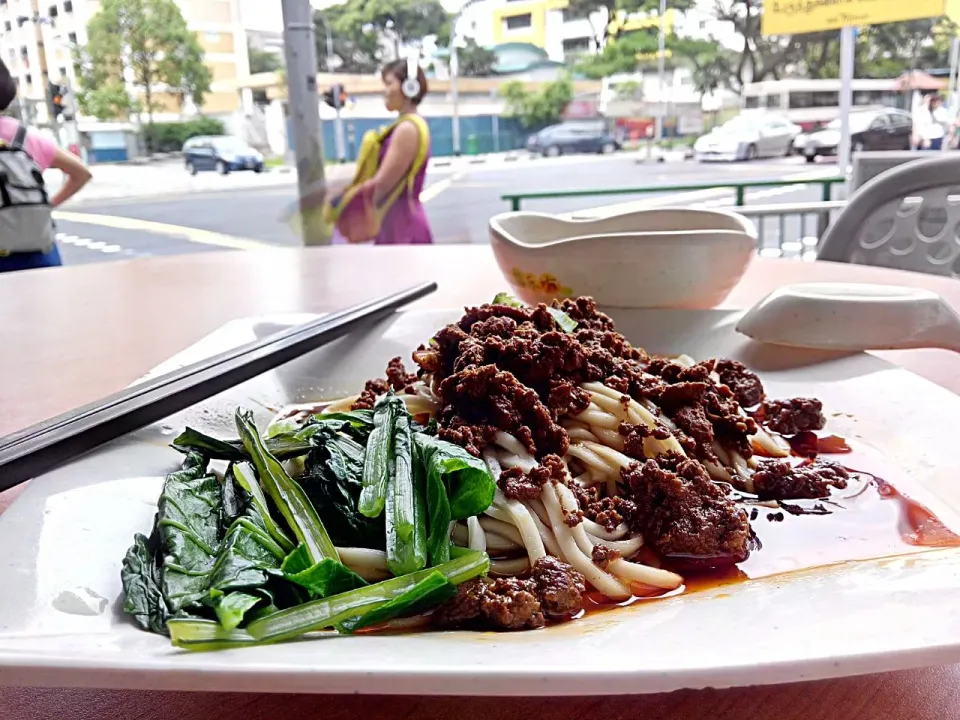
[421,170,465,203]
[53,211,271,251]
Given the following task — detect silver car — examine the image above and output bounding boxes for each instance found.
[694,115,802,162]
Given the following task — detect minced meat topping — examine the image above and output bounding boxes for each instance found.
[752,458,850,500]
[757,397,826,436]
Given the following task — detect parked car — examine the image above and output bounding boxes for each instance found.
[694,114,801,162]
[183,136,265,175]
[799,108,912,163]
[526,122,621,157]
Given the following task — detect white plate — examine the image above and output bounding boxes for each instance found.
[1,308,960,696]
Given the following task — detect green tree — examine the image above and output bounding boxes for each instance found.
[75,0,210,146]
[799,19,956,79]
[317,0,448,71]
[669,36,736,99]
[248,43,284,74]
[575,29,660,79]
[563,0,694,48]
[456,38,498,76]
[500,75,574,129]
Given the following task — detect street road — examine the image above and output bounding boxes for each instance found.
[53,153,844,266]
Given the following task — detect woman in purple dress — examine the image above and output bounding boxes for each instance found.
[333,58,433,245]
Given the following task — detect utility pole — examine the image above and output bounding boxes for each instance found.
[450,20,462,156]
[654,0,667,145]
[316,12,346,162]
[282,0,328,246]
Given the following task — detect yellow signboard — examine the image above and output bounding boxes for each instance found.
[762,0,947,35]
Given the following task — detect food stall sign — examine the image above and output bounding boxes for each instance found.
[761,0,947,35]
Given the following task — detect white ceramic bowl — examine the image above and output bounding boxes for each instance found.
[488,207,758,309]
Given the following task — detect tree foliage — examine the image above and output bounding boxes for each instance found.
[712,1,956,88]
[575,29,660,79]
[500,75,574,129]
[456,38,499,77]
[563,0,694,48]
[248,44,284,75]
[75,0,210,135]
[316,0,448,73]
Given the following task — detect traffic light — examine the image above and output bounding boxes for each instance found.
[48,80,64,119]
[322,84,347,109]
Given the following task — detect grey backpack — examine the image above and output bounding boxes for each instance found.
[0,125,55,254]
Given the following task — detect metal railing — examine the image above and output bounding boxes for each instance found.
[501,176,845,211]
[737,200,847,260]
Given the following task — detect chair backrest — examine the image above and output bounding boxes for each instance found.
[818,153,960,278]
[850,150,925,192]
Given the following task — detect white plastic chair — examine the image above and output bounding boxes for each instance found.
[818,153,960,278]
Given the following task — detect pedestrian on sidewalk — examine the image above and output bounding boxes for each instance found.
[912,93,950,152]
[325,56,434,245]
[0,59,92,272]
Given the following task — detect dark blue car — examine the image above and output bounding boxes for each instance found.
[182,135,265,175]
[526,122,620,157]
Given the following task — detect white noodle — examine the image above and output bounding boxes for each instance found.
[567,443,617,476]
[581,518,629,540]
[479,517,526,547]
[336,547,390,582]
[590,534,645,555]
[608,558,683,590]
[482,449,547,563]
[467,516,486,552]
[542,482,632,600]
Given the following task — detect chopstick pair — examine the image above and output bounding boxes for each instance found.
[0,281,438,494]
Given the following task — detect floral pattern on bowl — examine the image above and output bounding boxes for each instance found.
[510,269,573,297]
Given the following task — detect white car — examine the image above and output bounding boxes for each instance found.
[695,115,802,162]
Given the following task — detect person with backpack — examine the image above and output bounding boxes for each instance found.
[0,59,92,272]
[324,56,433,245]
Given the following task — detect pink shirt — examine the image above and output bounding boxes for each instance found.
[0,116,58,171]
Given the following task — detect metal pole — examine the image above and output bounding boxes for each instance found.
[838,26,854,175]
[318,13,346,162]
[655,0,666,144]
[451,19,461,157]
[281,0,328,245]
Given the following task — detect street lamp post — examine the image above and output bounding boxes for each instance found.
[449,0,484,157]
[315,11,346,162]
[655,0,667,144]
[16,14,79,150]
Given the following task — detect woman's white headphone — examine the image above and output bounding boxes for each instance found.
[402,54,421,99]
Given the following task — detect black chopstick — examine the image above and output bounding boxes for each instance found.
[0,281,438,493]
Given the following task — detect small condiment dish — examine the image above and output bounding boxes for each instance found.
[488,207,757,309]
[737,283,960,352]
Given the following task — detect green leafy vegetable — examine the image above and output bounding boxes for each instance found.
[546,307,578,333]
[211,590,263,632]
[232,463,295,553]
[340,571,455,633]
[172,427,317,462]
[245,550,489,644]
[206,518,286,593]
[490,292,577,333]
[168,618,262,651]
[156,453,221,613]
[300,432,385,549]
[313,409,375,441]
[358,392,403,518]
[386,411,426,575]
[492,292,524,307]
[120,527,170,634]
[281,544,368,597]
[414,434,496,565]
[236,409,339,564]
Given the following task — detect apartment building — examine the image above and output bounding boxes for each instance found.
[0,0,250,125]
[451,0,738,65]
